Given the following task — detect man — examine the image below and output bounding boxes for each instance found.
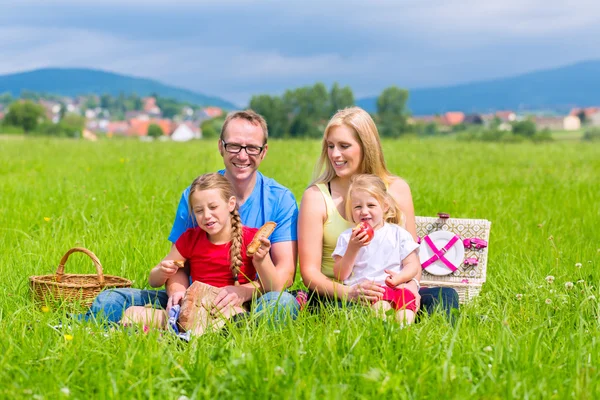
[86,110,299,324]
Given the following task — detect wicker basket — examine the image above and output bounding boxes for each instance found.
[416,216,491,304]
[29,247,132,308]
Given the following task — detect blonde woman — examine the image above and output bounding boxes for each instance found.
[298,107,458,317]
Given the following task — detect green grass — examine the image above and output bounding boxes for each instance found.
[1,137,599,399]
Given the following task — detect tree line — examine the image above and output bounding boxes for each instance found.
[249,83,410,138]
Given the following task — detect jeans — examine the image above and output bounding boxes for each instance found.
[419,287,460,321]
[81,287,299,325]
[306,287,459,321]
[81,288,169,324]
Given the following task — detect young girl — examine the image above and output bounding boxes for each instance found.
[123,173,276,335]
[332,174,421,324]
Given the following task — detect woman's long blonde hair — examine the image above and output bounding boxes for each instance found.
[188,173,244,286]
[310,107,393,186]
[345,174,406,227]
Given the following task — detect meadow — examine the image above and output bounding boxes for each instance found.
[0,136,599,399]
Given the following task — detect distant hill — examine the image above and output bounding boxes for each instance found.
[0,68,237,109]
[357,60,600,115]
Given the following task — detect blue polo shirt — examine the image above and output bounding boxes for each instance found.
[168,171,298,244]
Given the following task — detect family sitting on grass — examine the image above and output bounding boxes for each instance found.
[81,107,459,334]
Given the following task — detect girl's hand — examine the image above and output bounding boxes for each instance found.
[158,260,181,280]
[211,285,250,315]
[384,269,402,288]
[347,281,385,303]
[251,237,271,264]
[166,291,186,312]
[348,228,370,251]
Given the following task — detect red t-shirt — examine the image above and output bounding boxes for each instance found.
[175,226,258,287]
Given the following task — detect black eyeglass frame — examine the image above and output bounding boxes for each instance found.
[221,140,265,155]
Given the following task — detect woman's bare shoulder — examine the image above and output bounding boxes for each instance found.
[388,175,412,194]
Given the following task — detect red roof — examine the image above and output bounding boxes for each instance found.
[127,118,174,136]
[441,112,465,126]
[203,107,224,118]
[569,107,600,118]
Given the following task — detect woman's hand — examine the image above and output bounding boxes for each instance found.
[251,237,272,265]
[347,281,385,303]
[166,290,186,312]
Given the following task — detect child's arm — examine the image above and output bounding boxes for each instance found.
[384,250,420,288]
[333,229,370,281]
[251,237,283,292]
[148,245,186,288]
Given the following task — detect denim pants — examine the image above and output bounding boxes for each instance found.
[306,286,459,320]
[81,287,299,325]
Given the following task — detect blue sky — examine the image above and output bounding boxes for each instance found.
[1,0,599,105]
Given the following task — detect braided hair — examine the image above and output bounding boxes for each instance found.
[188,173,245,285]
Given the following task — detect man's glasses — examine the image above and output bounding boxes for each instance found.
[221,140,264,156]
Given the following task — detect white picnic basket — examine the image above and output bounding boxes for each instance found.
[416,216,491,304]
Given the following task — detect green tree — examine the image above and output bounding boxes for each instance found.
[377,86,410,137]
[3,101,46,133]
[329,83,354,115]
[249,95,289,138]
[201,117,224,139]
[147,123,164,138]
[512,120,536,138]
[60,113,85,137]
[0,92,13,106]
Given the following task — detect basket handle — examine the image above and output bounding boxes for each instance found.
[56,247,105,285]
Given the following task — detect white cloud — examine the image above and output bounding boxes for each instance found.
[1,0,599,104]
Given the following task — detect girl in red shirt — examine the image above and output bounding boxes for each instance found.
[123,173,276,334]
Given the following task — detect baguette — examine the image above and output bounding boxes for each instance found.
[246,221,277,256]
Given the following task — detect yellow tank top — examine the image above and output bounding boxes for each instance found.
[316,183,355,279]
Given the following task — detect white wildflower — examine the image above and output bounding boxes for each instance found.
[545,275,555,284]
[588,295,596,301]
[565,282,574,290]
[577,280,585,284]
[575,263,582,268]
[545,298,552,305]
[333,330,341,334]
[516,294,523,300]
[274,366,285,375]
[60,388,70,396]
[177,396,190,400]
[483,346,493,352]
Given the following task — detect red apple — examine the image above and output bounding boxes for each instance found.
[354,221,375,243]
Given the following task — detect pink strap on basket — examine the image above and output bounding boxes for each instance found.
[421,234,460,272]
[463,237,488,249]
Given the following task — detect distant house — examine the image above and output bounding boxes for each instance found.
[203,107,224,118]
[143,97,162,116]
[107,121,130,136]
[128,118,174,137]
[440,112,465,126]
[495,111,516,122]
[534,117,563,131]
[125,111,150,120]
[563,115,581,131]
[569,107,600,119]
[171,122,202,142]
[463,114,484,125]
[589,112,600,127]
